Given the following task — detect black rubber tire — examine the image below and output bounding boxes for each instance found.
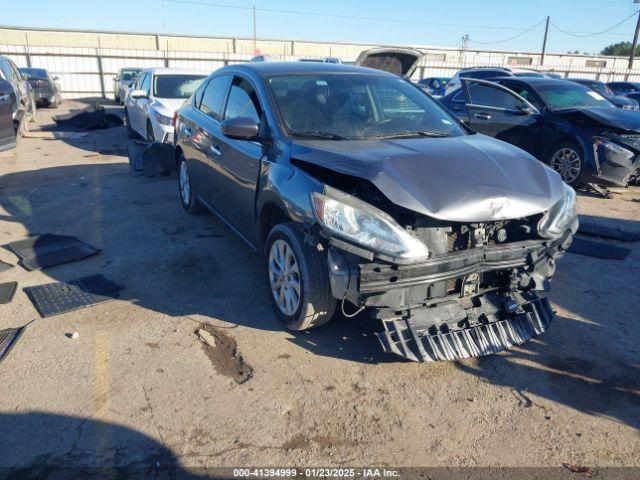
[146,120,155,142]
[124,109,135,138]
[264,223,336,331]
[177,154,204,214]
[547,142,584,187]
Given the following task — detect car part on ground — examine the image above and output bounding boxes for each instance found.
[7,234,100,271]
[127,139,175,177]
[567,237,631,260]
[0,260,12,273]
[52,105,122,130]
[0,282,17,304]
[438,77,640,188]
[174,61,577,363]
[0,326,24,365]
[24,275,122,318]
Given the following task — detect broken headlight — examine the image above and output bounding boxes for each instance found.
[595,137,635,168]
[537,183,577,239]
[311,189,429,262]
[154,111,173,126]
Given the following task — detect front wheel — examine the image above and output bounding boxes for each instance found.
[265,223,336,331]
[548,143,583,186]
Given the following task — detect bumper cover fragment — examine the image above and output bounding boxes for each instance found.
[375,295,554,362]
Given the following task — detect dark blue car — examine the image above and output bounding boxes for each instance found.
[439,77,640,187]
[569,78,638,110]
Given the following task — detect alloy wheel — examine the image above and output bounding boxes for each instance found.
[179,161,191,205]
[550,147,581,184]
[268,239,301,316]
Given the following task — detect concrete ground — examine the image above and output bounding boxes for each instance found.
[0,100,638,477]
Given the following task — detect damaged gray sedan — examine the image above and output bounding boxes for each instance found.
[174,62,578,362]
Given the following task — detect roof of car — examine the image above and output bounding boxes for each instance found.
[143,67,210,76]
[222,61,393,76]
[491,76,574,87]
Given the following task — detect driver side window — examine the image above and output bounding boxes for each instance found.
[466,82,522,110]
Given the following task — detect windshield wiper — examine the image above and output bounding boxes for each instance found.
[290,130,348,140]
[369,130,451,139]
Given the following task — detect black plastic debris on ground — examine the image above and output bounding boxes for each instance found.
[0,260,12,273]
[0,282,17,304]
[127,139,174,177]
[52,105,123,130]
[578,221,640,242]
[7,234,100,271]
[24,275,122,318]
[0,326,24,364]
[568,237,631,260]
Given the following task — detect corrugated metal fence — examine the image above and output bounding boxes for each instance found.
[2,26,640,100]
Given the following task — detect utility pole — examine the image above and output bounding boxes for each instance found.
[629,8,640,69]
[253,5,257,55]
[541,16,550,66]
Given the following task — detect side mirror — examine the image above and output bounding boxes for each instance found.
[130,89,148,99]
[221,117,260,140]
[516,103,533,115]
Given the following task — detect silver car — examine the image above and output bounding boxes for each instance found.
[113,68,142,104]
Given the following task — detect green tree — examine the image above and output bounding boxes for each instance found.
[600,42,640,56]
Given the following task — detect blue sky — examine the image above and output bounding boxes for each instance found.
[2,0,640,54]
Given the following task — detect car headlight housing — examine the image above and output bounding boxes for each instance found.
[311,189,429,262]
[537,183,577,239]
[154,111,173,126]
[594,137,635,168]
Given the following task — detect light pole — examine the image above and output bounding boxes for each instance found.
[629,1,640,69]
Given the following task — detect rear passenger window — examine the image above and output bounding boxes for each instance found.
[467,83,521,110]
[224,77,262,123]
[193,78,209,108]
[200,75,231,121]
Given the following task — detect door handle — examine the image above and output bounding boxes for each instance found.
[474,113,492,120]
[210,145,222,157]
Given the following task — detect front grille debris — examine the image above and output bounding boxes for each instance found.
[375,295,554,362]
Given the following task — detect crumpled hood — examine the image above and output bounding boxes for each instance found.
[555,106,640,132]
[292,134,564,222]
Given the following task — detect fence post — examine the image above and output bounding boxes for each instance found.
[24,33,32,67]
[96,48,106,99]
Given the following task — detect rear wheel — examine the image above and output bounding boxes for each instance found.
[548,143,583,186]
[265,223,336,331]
[178,154,204,214]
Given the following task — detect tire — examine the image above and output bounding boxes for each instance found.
[265,223,336,331]
[548,142,584,186]
[177,154,204,214]
[146,120,155,142]
[124,109,135,138]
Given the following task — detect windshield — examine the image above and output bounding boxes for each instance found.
[19,68,47,78]
[535,83,615,110]
[268,74,466,140]
[153,75,206,99]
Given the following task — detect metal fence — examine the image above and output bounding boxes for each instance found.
[3,26,640,100]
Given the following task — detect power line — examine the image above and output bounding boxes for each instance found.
[162,0,549,32]
[469,20,547,45]
[550,11,639,38]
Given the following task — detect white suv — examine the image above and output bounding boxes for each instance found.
[124,68,208,143]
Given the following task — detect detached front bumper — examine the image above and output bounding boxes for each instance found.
[592,136,640,186]
[327,228,574,362]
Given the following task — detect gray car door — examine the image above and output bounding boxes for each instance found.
[0,78,16,151]
[188,74,232,209]
[214,75,265,246]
